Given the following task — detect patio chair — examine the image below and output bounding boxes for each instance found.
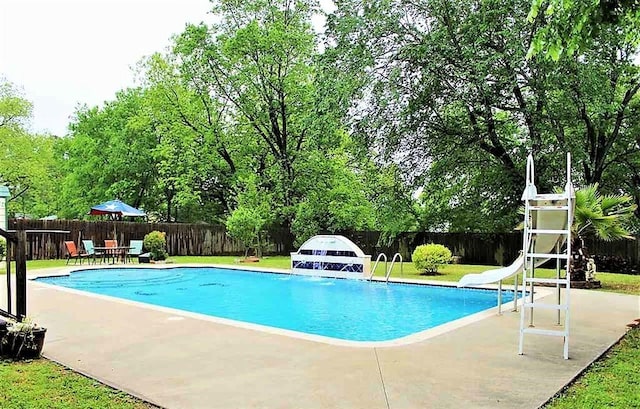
[64,241,89,265]
[126,240,144,263]
[82,240,105,264]
[104,239,118,248]
[104,239,119,263]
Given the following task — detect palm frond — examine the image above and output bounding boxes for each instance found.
[574,184,635,241]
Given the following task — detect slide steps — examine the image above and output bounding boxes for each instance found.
[456,153,574,359]
[519,153,573,360]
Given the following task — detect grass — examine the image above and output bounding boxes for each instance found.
[0,255,638,407]
[543,327,640,408]
[0,359,155,408]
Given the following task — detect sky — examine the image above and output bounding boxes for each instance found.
[2,0,334,137]
[0,0,219,136]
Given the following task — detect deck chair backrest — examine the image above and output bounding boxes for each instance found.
[82,240,96,255]
[128,240,144,255]
[105,239,118,248]
[64,241,78,256]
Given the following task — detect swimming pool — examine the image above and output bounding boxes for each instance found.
[37,267,516,342]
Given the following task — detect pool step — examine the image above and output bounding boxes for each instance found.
[528,229,570,235]
[526,253,570,259]
[524,278,568,285]
[522,328,567,337]
[523,302,568,310]
[529,205,570,210]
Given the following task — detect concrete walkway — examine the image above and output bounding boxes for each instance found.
[9,266,640,408]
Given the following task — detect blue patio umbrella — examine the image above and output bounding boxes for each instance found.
[88,199,146,242]
[89,199,146,220]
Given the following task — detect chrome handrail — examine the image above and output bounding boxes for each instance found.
[369,253,387,280]
[385,253,403,282]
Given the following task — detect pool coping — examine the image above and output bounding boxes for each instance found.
[28,263,552,348]
[12,264,640,409]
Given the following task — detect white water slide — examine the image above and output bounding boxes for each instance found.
[459,153,574,359]
[458,186,571,287]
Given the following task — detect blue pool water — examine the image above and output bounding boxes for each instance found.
[37,267,516,342]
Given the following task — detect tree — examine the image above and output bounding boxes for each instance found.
[172,0,329,229]
[141,53,238,221]
[0,79,60,218]
[0,80,32,131]
[544,29,639,185]
[58,89,159,219]
[326,0,640,232]
[327,0,561,231]
[226,174,274,257]
[290,140,376,245]
[227,207,267,257]
[574,184,636,241]
[528,0,640,60]
[59,84,230,223]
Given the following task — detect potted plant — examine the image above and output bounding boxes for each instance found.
[0,317,47,359]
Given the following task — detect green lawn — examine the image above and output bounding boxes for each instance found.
[0,359,155,408]
[0,255,638,407]
[543,327,640,409]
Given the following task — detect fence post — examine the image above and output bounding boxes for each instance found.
[15,229,27,320]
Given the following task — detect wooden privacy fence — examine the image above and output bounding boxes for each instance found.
[341,231,524,266]
[8,219,639,270]
[9,219,250,259]
[341,231,640,269]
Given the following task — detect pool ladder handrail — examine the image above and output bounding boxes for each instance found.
[385,253,403,282]
[369,253,387,280]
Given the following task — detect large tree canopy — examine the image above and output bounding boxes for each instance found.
[54,0,394,243]
[4,0,638,240]
[326,0,640,231]
[528,0,640,60]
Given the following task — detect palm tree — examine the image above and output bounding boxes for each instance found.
[570,184,637,280]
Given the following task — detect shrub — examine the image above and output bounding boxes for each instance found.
[412,243,452,274]
[0,237,5,260]
[143,231,167,261]
[226,206,268,257]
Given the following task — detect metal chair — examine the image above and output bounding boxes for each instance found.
[82,240,104,264]
[64,241,89,265]
[126,240,144,263]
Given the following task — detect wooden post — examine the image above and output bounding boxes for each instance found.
[15,229,27,320]
[5,239,11,316]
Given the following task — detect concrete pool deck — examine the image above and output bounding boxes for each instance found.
[8,265,640,408]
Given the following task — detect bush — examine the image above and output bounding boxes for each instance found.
[143,231,167,261]
[0,237,5,260]
[412,243,452,274]
[592,255,639,275]
[226,206,267,257]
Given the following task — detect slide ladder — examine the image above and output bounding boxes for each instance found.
[518,153,574,359]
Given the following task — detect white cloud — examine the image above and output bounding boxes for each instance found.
[0,0,213,136]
